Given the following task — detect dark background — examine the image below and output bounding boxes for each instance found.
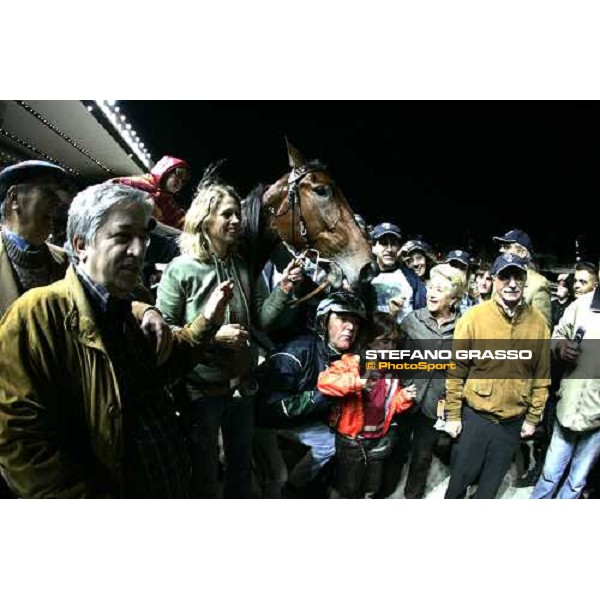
[122,101,599,266]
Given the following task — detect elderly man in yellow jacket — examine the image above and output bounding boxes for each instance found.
[443,253,551,499]
[0,183,233,498]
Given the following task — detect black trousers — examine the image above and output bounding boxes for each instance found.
[404,412,442,499]
[336,434,393,498]
[373,416,414,498]
[445,405,524,499]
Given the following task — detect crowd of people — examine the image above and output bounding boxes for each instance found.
[0,155,598,499]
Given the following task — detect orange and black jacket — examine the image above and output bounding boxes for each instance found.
[317,354,414,439]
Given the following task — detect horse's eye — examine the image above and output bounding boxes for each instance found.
[314,185,330,197]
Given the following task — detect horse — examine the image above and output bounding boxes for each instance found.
[242,140,373,296]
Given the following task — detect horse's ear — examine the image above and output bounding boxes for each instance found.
[285,137,307,170]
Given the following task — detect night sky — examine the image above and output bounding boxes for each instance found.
[122,101,599,266]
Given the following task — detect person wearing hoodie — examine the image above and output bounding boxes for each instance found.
[109,156,192,291]
[156,167,304,498]
[110,155,191,228]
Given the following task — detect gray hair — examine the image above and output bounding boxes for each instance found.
[65,183,154,263]
[429,263,465,300]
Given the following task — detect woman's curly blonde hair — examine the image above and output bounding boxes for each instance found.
[178,162,242,261]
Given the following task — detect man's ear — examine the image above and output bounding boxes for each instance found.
[6,186,20,214]
[72,235,88,263]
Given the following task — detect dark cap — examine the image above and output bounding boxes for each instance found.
[445,249,471,267]
[372,222,402,241]
[0,160,67,202]
[492,229,533,253]
[490,252,528,276]
[401,239,433,256]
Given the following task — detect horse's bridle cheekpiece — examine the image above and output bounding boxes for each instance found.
[285,161,322,247]
[266,159,346,305]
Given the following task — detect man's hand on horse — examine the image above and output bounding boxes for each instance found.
[279,258,305,293]
[215,324,250,349]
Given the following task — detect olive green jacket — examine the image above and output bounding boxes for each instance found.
[157,253,292,392]
[0,266,217,498]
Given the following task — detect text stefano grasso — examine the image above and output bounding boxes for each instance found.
[364,349,534,360]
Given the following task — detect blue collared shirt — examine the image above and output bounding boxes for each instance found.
[75,266,133,317]
[3,229,42,251]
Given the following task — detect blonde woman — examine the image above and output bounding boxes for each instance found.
[157,168,302,498]
[398,263,464,498]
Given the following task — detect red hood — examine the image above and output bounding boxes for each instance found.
[150,155,190,189]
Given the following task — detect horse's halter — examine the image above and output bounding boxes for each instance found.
[281,162,317,248]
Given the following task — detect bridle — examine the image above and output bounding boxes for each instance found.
[264,161,346,304]
[266,162,317,248]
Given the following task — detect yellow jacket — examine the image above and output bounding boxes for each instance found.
[524,267,551,328]
[0,266,216,498]
[445,295,551,424]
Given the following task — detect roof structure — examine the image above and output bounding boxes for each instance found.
[0,100,153,184]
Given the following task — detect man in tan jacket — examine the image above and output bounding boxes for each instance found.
[444,253,551,498]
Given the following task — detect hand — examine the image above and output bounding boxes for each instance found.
[557,339,581,363]
[403,383,417,400]
[203,281,234,325]
[279,259,305,292]
[388,295,405,316]
[521,421,537,438]
[445,420,462,438]
[360,377,377,392]
[140,309,174,366]
[215,324,249,349]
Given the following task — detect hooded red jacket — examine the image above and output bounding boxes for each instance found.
[109,155,190,229]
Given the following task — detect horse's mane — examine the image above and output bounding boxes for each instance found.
[241,183,267,241]
[241,183,276,277]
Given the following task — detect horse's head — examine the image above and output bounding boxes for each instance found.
[261,141,373,288]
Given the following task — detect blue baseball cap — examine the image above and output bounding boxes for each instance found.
[493,229,533,253]
[445,249,471,267]
[372,222,402,241]
[490,253,528,276]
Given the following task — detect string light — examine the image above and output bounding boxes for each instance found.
[94,101,152,169]
[0,126,81,176]
[15,101,114,175]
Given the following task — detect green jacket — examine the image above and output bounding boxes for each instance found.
[0,266,217,498]
[445,295,551,425]
[157,253,292,392]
